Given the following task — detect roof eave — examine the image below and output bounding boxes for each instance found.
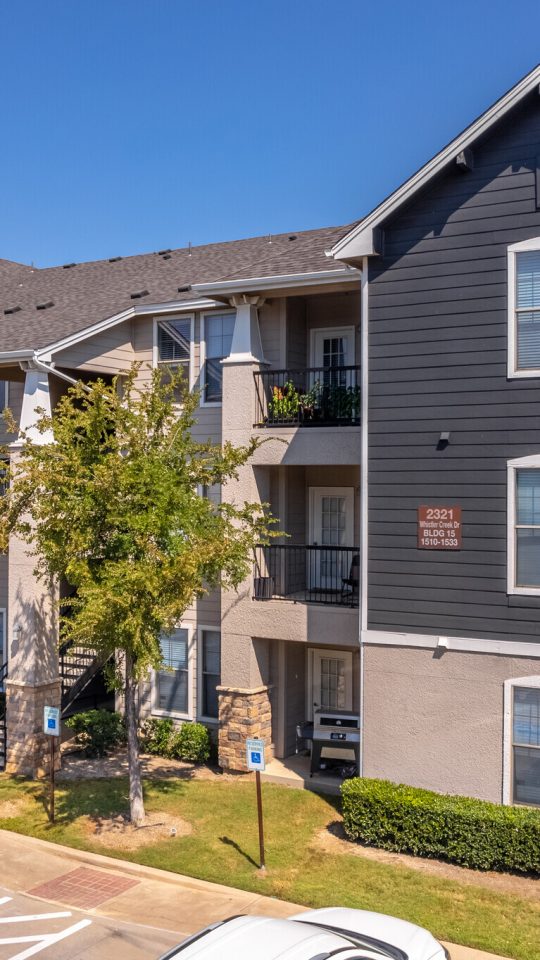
[192,267,361,297]
[330,63,540,262]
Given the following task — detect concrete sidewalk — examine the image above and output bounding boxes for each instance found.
[0,829,511,960]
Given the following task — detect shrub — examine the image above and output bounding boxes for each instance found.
[66,709,125,758]
[169,722,211,763]
[139,717,174,756]
[341,777,540,874]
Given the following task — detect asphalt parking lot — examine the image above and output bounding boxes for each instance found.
[0,887,181,960]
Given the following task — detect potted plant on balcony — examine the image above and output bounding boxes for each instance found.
[267,381,301,422]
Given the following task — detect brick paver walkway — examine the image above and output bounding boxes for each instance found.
[28,866,139,909]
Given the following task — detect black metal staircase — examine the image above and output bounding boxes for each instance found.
[59,642,111,717]
[0,661,7,771]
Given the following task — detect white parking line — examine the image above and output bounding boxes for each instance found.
[0,912,92,960]
[0,913,72,924]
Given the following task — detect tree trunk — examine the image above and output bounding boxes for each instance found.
[124,651,145,824]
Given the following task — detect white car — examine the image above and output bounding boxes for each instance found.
[159,907,449,960]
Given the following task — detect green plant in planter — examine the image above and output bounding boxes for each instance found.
[299,381,323,419]
[325,383,361,420]
[267,381,301,420]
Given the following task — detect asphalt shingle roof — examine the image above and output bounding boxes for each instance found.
[0,224,354,354]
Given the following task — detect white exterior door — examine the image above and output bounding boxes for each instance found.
[309,487,354,589]
[311,327,355,371]
[312,649,353,715]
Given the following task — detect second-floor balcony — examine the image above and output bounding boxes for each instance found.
[253,544,359,607]
[254,365,361,428]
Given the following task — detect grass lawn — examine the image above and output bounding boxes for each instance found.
[1,774,539,960]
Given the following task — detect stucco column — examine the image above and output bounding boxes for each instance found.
[5,366,60,776]
[218,298,273,770]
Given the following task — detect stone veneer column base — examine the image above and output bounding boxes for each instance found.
[218,684,272,772]
[5,679,62,777]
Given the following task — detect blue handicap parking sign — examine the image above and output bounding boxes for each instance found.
[47,718,55,729]
[246,738,265,771]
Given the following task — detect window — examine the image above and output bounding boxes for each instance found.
[0,382,8,411]
[504,677,540,806]
[156,317,193,399]
[201,482,221,507]
[155,627,190,716]
[200,629,220,719]
[508,456,540,594]
[508,239,540,376]
[512,686,540,805]
[515,470,540,587]
[203,313,234,403]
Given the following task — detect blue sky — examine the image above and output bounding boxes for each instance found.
[2,0,540,267]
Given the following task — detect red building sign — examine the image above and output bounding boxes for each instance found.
[417,505,462,550]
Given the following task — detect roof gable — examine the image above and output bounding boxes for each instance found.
[331,64,540,262]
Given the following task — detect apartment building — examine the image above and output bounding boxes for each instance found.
[0,228,362,776]
[2,64,540,807]
[332,65,540,806]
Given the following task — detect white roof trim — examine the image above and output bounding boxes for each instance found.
[0,349,35,362]
[192,267,361,296]
[331,64,540,261]
[29,298,219,362]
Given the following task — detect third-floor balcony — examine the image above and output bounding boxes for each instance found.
[254,365,360,428]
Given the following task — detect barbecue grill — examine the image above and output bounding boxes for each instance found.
[310,708,360,775]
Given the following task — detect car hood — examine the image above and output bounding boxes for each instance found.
[292,908,445,960]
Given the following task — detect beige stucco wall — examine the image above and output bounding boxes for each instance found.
[362,643,540,802]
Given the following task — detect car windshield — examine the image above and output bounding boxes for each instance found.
[300,922,408,960]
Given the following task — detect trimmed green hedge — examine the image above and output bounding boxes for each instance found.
[139,717,211,764]
[341,777,540,874]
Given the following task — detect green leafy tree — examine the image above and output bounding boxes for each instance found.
[0,367,275,823]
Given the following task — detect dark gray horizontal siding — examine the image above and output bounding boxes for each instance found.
[367,90,540,646]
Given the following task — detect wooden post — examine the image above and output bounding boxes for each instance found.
[255,770,265,871]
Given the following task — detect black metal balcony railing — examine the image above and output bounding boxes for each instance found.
[254,366,361,427]
[253,544,359,607]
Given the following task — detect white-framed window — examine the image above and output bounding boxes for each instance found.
[154,315,194,399]
[508,238,540,377]
[201,312,235,405]
[153,625,193,719]
[507,454,540,594]
[503,676,540,806]
[198,627,221,721]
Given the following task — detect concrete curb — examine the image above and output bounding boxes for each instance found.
[0,828,298,904]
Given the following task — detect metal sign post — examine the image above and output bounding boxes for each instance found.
[43,706,60,824]
[246,738,266,872]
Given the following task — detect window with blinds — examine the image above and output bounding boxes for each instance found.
[512,685,540,806]
[156,627,189,715]
[157,318,192,400]
[515,469,540,587]
[516,251,540,369]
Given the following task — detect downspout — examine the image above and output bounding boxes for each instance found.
[30,354,92,392]
[359,257,369,777]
